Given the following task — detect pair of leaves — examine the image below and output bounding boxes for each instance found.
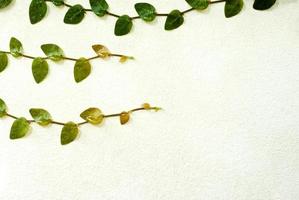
[253,0,276,10]
[32,44,64,83]
[29,0,86,24]
[0,0,12,9]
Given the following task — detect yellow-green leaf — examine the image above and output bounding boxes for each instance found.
[0,98,7,117]
[41,44,64,61]
[80,107,104,125]
[0,52,8,73]
[9,37,23,57]
[29,108,52,126]
[74,58,91,83]
[10,117,30,139]
[142,103,151,110]
[225,0,244,18]
[120,112,130,125]
[32,57,49,83]
[92,44,110,58]
[61,122,79,145]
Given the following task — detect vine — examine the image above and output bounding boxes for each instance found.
[0,37,133,83]
[12,0,278,36]
[0,98,161,145]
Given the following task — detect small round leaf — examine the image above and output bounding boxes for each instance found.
[29,108,52,126]
[10,117,30,139]
[120,112,130,125]
[41,44,64,61]
[0,0,13,9]
[74,58,91,83]
[253,0,276,10]
[61,122,79,145]
[165,10,184,31]
[90,0,108,17]
[225,0,244,18]
[32,57,49,83]
[29,0,48,24]
[185,0,209,10]
[9,37,23,57]
[135,3,156,22]
[0,98,7,117]
[64,4,85,24]
[0,52,8,73]
[80,107,104,125]
[114,15,133,36]
[92,44,110,58]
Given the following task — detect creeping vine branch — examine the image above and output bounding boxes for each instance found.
[26,0,279,36]
[0,37,133,83]
[0,98,161,145]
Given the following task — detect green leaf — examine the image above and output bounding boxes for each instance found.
[225,0,244,18]
[165,10,184,31]
[90,0,108,17]
[0,52,8,73]
[32,57,49,83]
[134,3,156,22]
[10,117,30,139]
[61,122,79,145]
[41,44,64,61]
[9,37,23,57]
[114,15,133,36]
[80,107,104,125]
[29,0,48,24]
[52,0,64,6]
[74,58,91,83]
[253,0,276,10]
[0,0,13,9]
[29,108,52,126]
[0,98,7,117]
[185,0,209,10]
[64,4,85,24]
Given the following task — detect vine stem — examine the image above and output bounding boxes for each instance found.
[0,51,131,62]
[4,107,162,127]
[45,0,226,20]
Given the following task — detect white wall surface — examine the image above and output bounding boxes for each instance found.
[0,0,298,199]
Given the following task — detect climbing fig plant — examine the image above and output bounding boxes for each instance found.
[0,37,133,83]
[0,98,161,145]
[15,0,279,36]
